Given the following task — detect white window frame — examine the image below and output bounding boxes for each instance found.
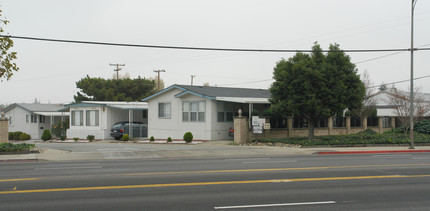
[39,115,45,123]
[71,110,84,126]
[217,102,234,122]
[158,102,171,119]
[31,114,37,123]
[86,110,99,126]
[26,114,29,123]
[182,101,205,122]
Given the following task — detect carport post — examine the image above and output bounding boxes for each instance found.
[129,110,133,140]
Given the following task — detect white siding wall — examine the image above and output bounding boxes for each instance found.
[210,100,234,140]
[67,106,147,140]
[67,106,106,139]
[5,107,42,139]
[148,89,234,141]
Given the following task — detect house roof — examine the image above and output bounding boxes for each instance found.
[63,101,148,110]
[3,103,66,113]
[142,84,271,103]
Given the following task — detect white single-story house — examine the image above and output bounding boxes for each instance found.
[3,103,68,139]
[62,101,148,140]
[142,84,271,141]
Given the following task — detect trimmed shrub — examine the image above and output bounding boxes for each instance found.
[357,129,378,135]
[73,137,79,142]
[183,132,193,143]
[0,143,35,152]
[60,136,67,141]
[167,137,172,142]
[8,132,14,140]
[122,134,129,141]
[254,132,430,146]
[87,135,95,142]
[18,133,31,140]
[150,136,155,142]
[414,120,430,135]
[13,131,23,140]
[41,130,52,141]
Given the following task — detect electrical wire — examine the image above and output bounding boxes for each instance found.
[2,35,430,53]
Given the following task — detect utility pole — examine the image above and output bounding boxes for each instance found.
[110,63,125,80]
[191,75,195,86]
[409,0,418,149]
[153,69,165,92]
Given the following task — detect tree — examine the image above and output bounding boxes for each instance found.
[351,70,376,132]
[269,43,365,139]
[0,9,19,81]
[386,86,429,134]
[74,75,156,102]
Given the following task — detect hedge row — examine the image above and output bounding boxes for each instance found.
[8,131,31,140]
[255,131,430,146]
[0,143,36,152]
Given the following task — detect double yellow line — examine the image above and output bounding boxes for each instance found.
[1,174,430,194]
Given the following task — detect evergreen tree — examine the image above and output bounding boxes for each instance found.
[270,43,365,139]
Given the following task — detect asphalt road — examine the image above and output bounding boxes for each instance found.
[2,153,430,210]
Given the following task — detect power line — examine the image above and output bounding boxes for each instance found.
[2,35,430,53]
[369,74,430,89]
[355,43,430,64]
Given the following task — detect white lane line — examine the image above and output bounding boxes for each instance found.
[224,158,270,161]
[214,201,336,209]
[35,166,102,170]
[243,160,297,164]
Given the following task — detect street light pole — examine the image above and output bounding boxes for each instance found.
[409,0,417,149]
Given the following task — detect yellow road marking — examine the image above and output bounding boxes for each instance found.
[1,174,430,194]
[2,163,430,183]
[122,164,430,176]
[0,178,42,182]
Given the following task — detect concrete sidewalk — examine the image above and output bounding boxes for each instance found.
[2,140,430,162]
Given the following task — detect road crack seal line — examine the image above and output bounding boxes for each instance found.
[1,174,430,195]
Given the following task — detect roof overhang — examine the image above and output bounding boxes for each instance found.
[34,112,70,116]
[216,97,270,104]
[142,85,187,102]
[64,101,148,110]
[175,90,216,100]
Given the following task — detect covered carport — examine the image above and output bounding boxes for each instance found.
[63,101,148,140]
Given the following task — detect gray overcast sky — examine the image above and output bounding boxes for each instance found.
[0,0,429,105]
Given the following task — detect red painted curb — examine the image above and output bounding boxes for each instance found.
[316,150,430,155]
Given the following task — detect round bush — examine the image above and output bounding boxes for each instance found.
[87,135,95,142]
[41,129,52,141]
[60,136,67,141]
[183,132,193,143]
[167,137,172,142]
[13,131,23,140]
[19,133,31,140]
[150,136,155,141]
[122,134,130,141]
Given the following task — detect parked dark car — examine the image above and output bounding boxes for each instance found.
[110,121,148,140]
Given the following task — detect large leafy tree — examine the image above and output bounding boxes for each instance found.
[0,9,18,81]
[270,43,365,139]
[74,76,156,102]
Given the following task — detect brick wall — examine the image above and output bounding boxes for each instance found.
[0,119,8,143]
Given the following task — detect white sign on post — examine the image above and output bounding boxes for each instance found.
[253,125,263,134]
[252,116,260,126]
